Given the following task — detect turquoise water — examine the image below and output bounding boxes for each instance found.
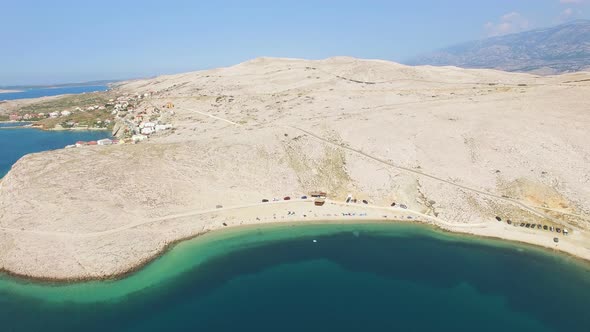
[0,85,108,100]
[0,128,111,177]
[0,223,589,332]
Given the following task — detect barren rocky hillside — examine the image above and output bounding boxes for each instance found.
[1,57,589,279]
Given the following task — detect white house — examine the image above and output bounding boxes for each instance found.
[141,127,154,135]
[132,134,148,142]
[155,124,172,132]
[97,138,113,146]
[49,112,59,118]
[61,110,72,117]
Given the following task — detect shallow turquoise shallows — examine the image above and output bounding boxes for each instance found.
[0,127,111,177]
[0,223,589,332]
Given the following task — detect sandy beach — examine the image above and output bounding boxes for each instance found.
[0,89,22,93]
[0,198,588,281]
[0,57,589,281]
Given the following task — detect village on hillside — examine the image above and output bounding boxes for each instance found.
[2,89,176,147]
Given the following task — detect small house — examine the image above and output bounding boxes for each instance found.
[97,139,113,146]
[141,127,154,135]
[310,191,327,198]
[9,114,22,121]
[155,124,172,132]
[132,134,148,142]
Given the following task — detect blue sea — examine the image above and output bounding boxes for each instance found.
[0,85,108,101]
[0,104,589,331]
[0,127,111,177]
[0,223,589,332]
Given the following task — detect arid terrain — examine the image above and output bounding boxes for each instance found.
[1,57,589,280]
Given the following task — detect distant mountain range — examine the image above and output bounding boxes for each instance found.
[407,20,590,74]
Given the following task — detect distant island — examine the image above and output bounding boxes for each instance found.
[0,79,124,91]
[0,57,589,281]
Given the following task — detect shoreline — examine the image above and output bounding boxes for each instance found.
[1,57,589,288]
[0,121,111,132]
[0,89,23,93]
[1,200,589,284]
[48,126,111,132]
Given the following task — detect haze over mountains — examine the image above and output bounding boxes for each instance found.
[408,20,590,75]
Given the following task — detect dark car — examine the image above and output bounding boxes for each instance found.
[262,199,269,203]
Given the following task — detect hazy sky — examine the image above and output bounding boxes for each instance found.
[1,0,588,85]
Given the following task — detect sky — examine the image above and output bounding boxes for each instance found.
[1,0,588,85]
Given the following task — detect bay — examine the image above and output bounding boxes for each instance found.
[0,223,589,332]
[0,127,111,177]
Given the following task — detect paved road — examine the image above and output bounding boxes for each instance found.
[0,199,475,237]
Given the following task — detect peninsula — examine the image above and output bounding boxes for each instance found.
[1,57,589,281]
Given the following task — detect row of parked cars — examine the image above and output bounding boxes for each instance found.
[501,218,568,235]
[261,196,308,203]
